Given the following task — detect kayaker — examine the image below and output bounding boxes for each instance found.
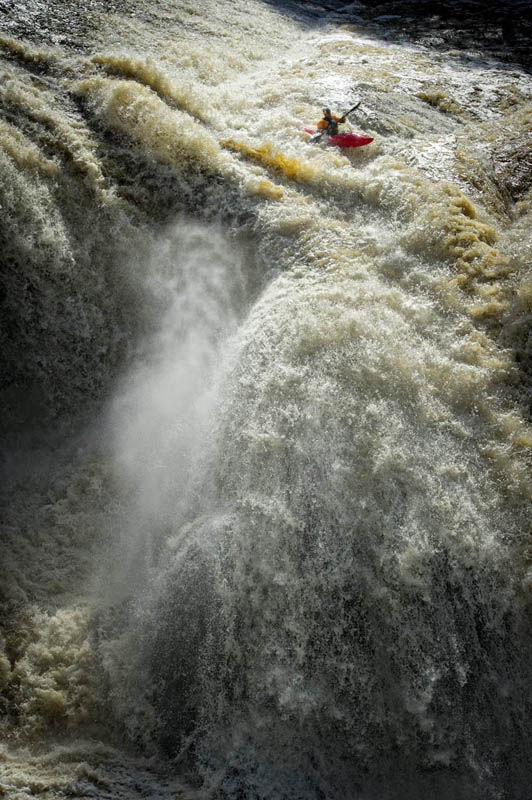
[317,107,346,136]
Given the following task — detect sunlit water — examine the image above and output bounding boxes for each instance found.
[1,1,532,798]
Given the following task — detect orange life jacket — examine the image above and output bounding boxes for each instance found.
[317,114,344,132]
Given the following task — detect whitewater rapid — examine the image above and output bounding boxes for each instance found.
[1,1,532,798]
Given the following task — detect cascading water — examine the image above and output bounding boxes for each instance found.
[1,1,532,798]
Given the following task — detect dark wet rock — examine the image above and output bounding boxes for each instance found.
[263,0,532,72]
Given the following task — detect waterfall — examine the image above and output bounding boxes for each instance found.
[1,1,531,797]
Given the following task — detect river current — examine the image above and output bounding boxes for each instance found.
[1,1,532,798]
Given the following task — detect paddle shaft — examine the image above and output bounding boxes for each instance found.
[342,101,361,118]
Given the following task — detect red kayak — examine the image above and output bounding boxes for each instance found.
[304,127,373,148]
